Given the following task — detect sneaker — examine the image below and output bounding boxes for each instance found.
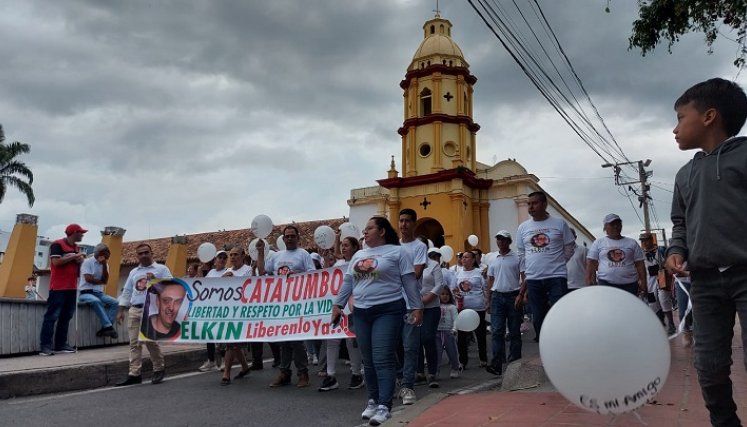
[427,374,439,388]
[39,347,54,356]
[414,373,427,385]
[151,370,165,385]
[449,369,460,379]
[486,365,502,376]
[198,360,217,372]
[55,345,76,353]
[369,405,391,426]
[401,387,416,405]
[318,375,338,391]
[269,372,291,387]
[349,374,365,389]
[361,399,377,420]
[312,354,319,365]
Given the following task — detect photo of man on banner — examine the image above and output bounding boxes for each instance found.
[140,279,190,341]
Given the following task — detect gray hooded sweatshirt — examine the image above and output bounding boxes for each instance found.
[667,136,747,270]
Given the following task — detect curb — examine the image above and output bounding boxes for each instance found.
[0,348,204,399]
[389,357,550,425]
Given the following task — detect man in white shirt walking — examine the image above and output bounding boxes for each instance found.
[115,243,172,386]
[486,231,523,376]
[516,192,574,342]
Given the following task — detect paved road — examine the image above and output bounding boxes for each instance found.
[0,356,500,427]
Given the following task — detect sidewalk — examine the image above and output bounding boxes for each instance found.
[0,343,204,399]
[408,323,746,427]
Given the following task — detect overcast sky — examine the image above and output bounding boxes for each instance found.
[1,0,744,245]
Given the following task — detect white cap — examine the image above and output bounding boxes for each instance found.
[603,213,621,225]
[215,250,228,258]
[427,247,441,256]
[494,230,511,239]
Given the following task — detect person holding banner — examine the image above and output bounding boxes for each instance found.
[220,246,252,385]
[115,244,172,386]
[331,216,423,426]
[197,250,228,372]
[320,233,364,392]
[257,225,316,388]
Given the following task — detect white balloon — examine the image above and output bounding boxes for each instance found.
[440,245,454,263]
[455,309,480,332]
[314,225,335,250]
[250,214,274,239]
[339,222,361,239]
[427,239,434,248]
[275,236,286,251]
[197,242,217,263]
[248,238,270,261]
[540,286,670,415]
[467,234,479,247]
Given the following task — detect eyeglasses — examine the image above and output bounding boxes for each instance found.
[136,251,150,256]
[283,235,298,239]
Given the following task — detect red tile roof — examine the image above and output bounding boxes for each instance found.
[121,218,347,266]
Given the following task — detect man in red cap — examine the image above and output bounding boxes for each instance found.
[39,223,87,356]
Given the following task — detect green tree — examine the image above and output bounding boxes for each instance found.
[623,0,747,68]
[0,124,35,207]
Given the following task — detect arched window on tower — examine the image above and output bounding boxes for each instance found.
[430,25,435,34]
[420,88,432,116]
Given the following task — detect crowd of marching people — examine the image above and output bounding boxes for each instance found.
[39,194,686,427]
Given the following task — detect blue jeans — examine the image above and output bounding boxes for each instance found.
[526,277,567,340]
[40,290,78,350]
[400,315,420,389]
[490,290,523,370]
[675,279,693,332]
[598,279,638,296]
[417,307,441,376]
[689,266,747,427]
[79,291,118,328]
[354,299,405,410]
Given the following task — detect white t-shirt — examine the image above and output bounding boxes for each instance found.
[205,268,227,278]
[487,250,522,292]
[588,236,644,284]
[455,268,486,310]
[421,259,445,309]
[265,248,315,275]
[400,239,428,267]
[441,267,456,290]
[566,244,588,289]
[517,215,574,280]
[118,263,173,307]
[79,256,108,292]
[335,244,416,309]
[226,264,252,277]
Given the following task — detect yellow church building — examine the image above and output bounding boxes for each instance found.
[347,13,594,252]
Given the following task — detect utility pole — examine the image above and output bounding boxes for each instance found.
[602,159,653,233]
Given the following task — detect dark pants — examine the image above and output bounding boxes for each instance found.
[690,266,747,427]
[279,341,308,375]
[598,278,638,296]
[355,299,405,410]
[457,310,487,368]
[251,342,280,366]
[490,290,522,370]
[526,277,567,340]
[417,307,441,376]
[40,290,78,350]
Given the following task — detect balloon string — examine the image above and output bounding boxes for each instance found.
[630,408,649,425]
[668,277,692,341]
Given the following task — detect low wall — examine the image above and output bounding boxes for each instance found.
[0,298,128,356]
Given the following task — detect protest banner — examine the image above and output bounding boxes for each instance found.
[138,266,354,343]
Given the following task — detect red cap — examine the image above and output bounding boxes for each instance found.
[65,224,88,235]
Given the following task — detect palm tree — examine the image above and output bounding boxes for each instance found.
[0,124,35,207]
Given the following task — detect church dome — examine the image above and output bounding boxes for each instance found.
[409,16,468,71]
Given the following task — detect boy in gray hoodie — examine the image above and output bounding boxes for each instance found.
[666,78,747,427]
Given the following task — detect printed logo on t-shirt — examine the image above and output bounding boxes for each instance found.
[458,280,472,293]
[135,276,148,292]
[353,257,380,281]
[530,232,550,252]
[277,265,291,275]
[606,249,625,266]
